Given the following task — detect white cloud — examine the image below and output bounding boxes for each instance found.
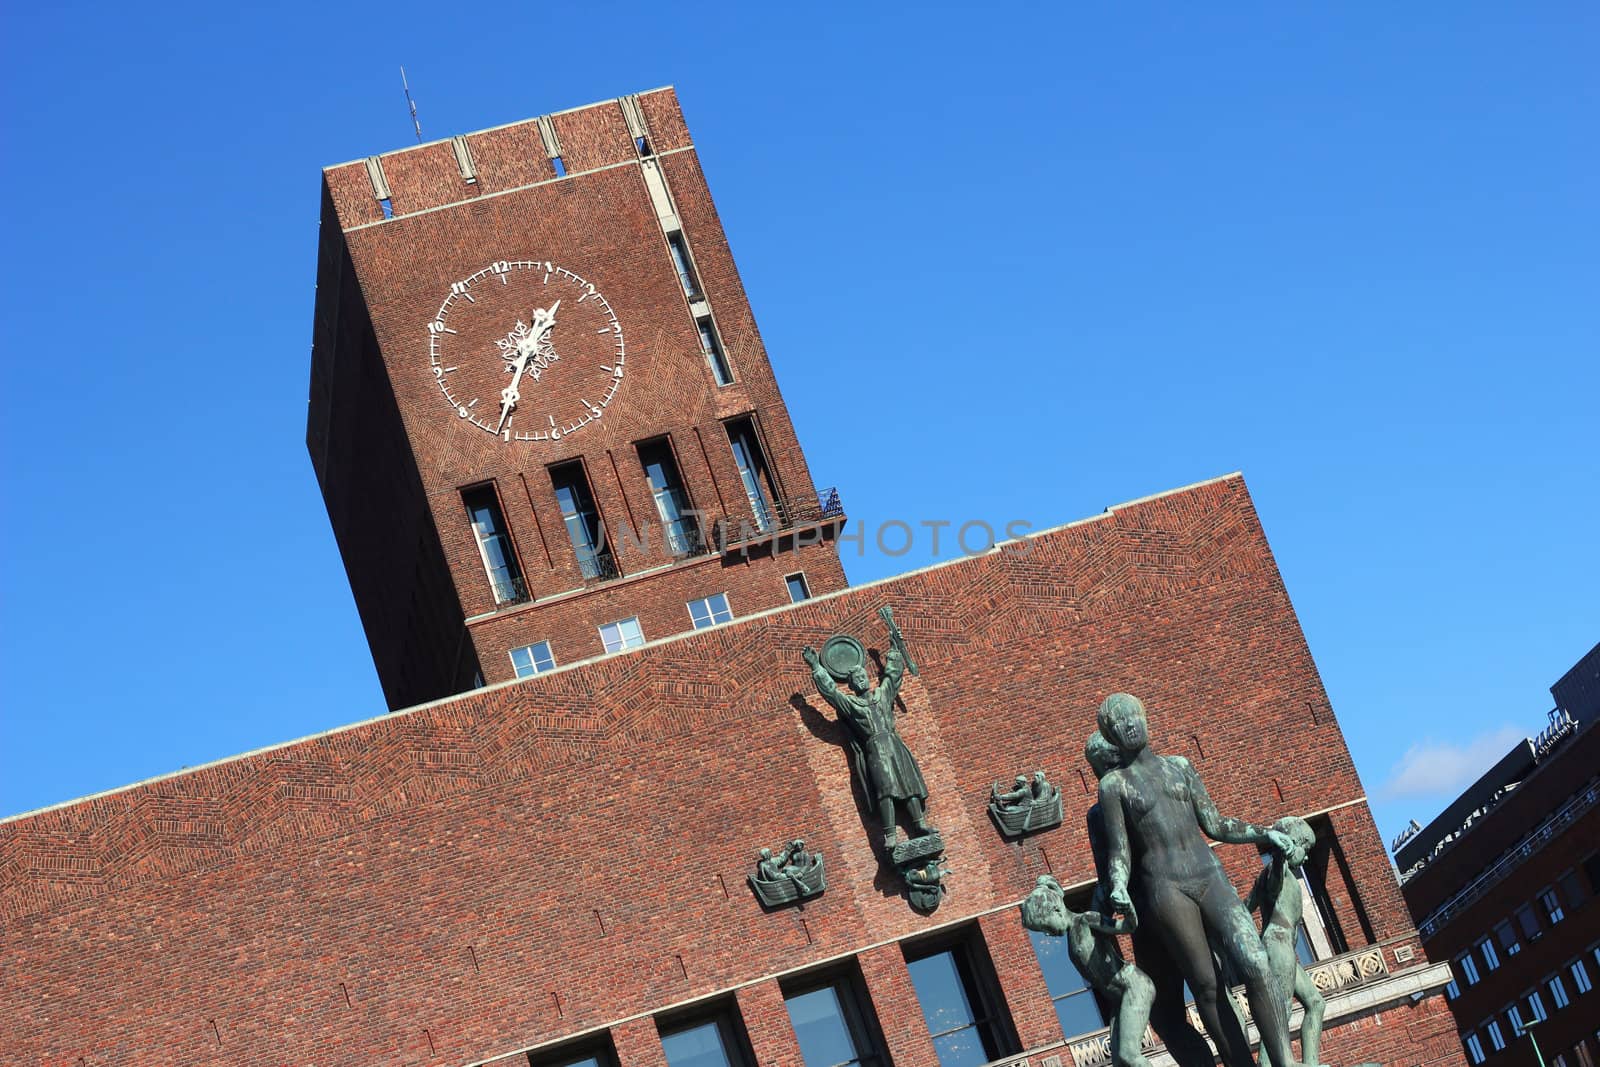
[1381,725,1526,799]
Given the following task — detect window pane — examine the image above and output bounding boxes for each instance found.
[1486,1021,1505,1051]
[1572,958,1593,994]
[1543,889,1567,924]
[1052,989,1106,1041]
[1294,923,1316,967]
[1480,938,1500,971]
[786,573,811,602]
[1464,1033,1484,1064]
[1460,954,1480,984]
[1496,920,1521,955]
[931,1029,990,1067]
[1551,974,1570,1009]
[621,617,643,647]
[907,950,978,1037]
[660,1020,734,1067]
[1517,904,1542,939]
[784,985,862,1067]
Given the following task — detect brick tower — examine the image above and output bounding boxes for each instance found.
[308,88,848,710]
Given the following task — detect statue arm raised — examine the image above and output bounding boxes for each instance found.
[1098,775,1134,912]
[880,646,906,706]
[1183,756,1276,847]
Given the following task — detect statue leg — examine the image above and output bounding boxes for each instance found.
[1113,968,1156,1067]
[876,797,898,849]
[902,795,932,834]
[1147,882,1254,1067]
[1258,933,1299,1067]
[1133,926,1214,1067]
[1293,965,1326,1066]
[1202,883,1297,1067]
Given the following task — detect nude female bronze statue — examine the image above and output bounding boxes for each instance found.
[1095,694,1314,1067]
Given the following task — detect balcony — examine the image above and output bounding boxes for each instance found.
[712,487,844,554]
[490,574,531,607]
[577,549,621,584]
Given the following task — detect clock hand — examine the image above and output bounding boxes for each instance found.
[494,300,562,434]
[497,351,530,433]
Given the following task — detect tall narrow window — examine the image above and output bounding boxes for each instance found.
[904,934,1017,1067]
[782,971,885,1067]
[698,316,734,386]
[1027,926,1108,1040]
[785,572,812,602]
[1550,973,1571,1009]
[1495,919,1522,957]
[1479,936,1501,972]
[638,438,700,556]
[1570,957,1593,994]
[599,616,644,654]
[462,485,526,604]
[1458,952,1481,986]
[1516,902,1543,940]
[1558,868,1588,911]
[550,461,616,581]
[725,417,777,532]
[1463,1033,1485,1065]
[1485,1020,1506,1051]
[658,1005,755,1067]
[510,641,556,678]
[667,232,702,300]
[1541,887,1567,925]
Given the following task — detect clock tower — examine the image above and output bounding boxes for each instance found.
[308,88,848,710]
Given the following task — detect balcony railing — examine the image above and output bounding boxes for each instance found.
[490,574,531,607]
[577,550,621,584]
[713,487,844,553]
[661,517,707,559]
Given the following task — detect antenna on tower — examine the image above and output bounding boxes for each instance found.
[400,66,422,143]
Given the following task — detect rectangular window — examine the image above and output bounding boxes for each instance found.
[1496,919,1522,957]
[688,592,733,630]
[1559,868,1589,911]
[1517,902,1543,940]
[599,617,644,654]
[1447,976,1461,1000]
[1551,973,1571,1010]
[667,232,702,300]
[1527,989,1548,1023]
[1027,926,1109,1040]
[1543,887,1568,925]
[1480,936,1501,972]
[725,417,777,532]
[1508,1004,1526,1036]
[528,1035,620,1067]
[462,484,526,604]
[697,316,734,386]
[658,1006,754,1067]
[1459,952,1481,986]
[905,933,1017,1066]
[550,461,616,581]
[781,971,884,1067]
[1572,957,1593,994]
[1578,1043,1599,1067]
[510,641,556,678]
[785,572,812,602]
[1486,1020,1506,1051]
[638,438,700,557]
[1464,1033,1485,1065]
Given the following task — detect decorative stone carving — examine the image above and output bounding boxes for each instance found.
[989,770,1063,837]
[903,858,951,912]
[749,838,825,907]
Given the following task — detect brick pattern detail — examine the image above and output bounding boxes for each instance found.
[0,477,1461,1067]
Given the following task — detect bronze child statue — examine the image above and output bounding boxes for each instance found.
[1245,816,1327,1067]
[1022,875,1154,1067]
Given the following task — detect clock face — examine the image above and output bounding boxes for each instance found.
[427,260,626,442]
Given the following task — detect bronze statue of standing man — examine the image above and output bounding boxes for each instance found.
[803,607,934,852]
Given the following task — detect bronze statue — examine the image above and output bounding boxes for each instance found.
[1245,816,1327,1067]
[1022,874,1154,1067]
[802,607,933,851]
[1095,694,1313,1067]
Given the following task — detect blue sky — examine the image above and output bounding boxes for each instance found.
[1,3,1595,849]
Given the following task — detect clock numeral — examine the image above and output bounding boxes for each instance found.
[491,260,510,273]
[450,281,470,296]
[428,320,453,335]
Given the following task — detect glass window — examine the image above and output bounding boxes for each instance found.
[462,485,525,604]
[599,617,644,654]
[659,1014,751,1067]
[1551,973,1571,1010]
[1508,1004,1526,1036]
[1480,936,1501,972]
[1464,1033,1485,1065]
[1486,1020,1506,1051]
[550,461,616,581]
[528,1036,619,1067]
[697,317,734,386]
[1028,927,1108,1040]
[1447,976,1461,1000]
[1517,903,1543,940]
[1559,868,1589,910]
[510,641,556,677]
[667,232,702,300]
[782,979,881,1067]
[1459,953,1481,986]
[905,941,1014,1067]
[638,439,700,557]
[1543,887,1568,925]
[1577,1042,1598,1067]
[1571,957,1593,994]
[725,418,777,532]
[785,572,812,603]
[1496,919,1522,957]
[1528,989,1549,1023]
[688,593,733,630]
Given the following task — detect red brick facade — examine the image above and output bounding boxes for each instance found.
[309,88,846,711]
[3,475,1464,1067]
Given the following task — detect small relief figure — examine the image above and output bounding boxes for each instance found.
[749,838,826,907]
[989,768,1064,838]
[1244,816,1327,1067]
[904,859,951,912]
[1021,875,1155,1067]
[802,606,939,863]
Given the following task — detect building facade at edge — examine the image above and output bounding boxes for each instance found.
[3,89,1467,1067]
[1397,643,1600,1067]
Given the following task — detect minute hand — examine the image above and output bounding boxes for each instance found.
[494,301,560,433]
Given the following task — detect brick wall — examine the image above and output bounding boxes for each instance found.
[0,475,1461,1067]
